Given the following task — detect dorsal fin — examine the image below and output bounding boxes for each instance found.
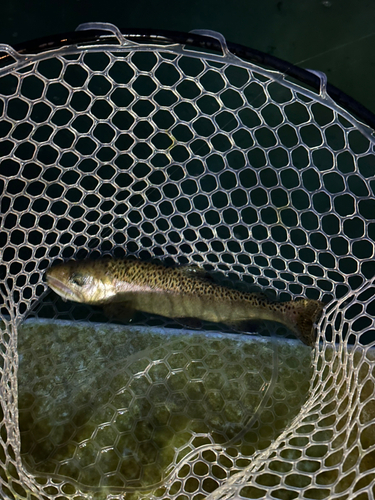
[180,264,213,281]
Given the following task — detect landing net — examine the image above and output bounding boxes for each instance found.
[1,23,375,500]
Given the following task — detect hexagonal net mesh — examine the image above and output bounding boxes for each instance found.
[0,23,375,500]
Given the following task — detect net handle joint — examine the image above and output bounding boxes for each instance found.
[75,22,138,48]
[189,29,243,64]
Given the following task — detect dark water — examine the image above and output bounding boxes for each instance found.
[0,0,374,115]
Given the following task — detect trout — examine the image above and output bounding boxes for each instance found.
[46,258,324,346]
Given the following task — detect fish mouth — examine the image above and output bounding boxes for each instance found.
[46,275,82,302]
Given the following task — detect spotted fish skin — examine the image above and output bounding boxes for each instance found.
[46,258,324,346]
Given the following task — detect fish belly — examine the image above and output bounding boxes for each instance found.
[128,292,259,324]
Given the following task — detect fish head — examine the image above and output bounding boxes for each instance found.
[45,259,116,304]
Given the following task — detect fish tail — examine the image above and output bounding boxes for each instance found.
[286,299,324,346]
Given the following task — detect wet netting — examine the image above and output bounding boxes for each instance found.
[1,22,375,500]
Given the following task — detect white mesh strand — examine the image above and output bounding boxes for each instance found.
[0,24,375,500]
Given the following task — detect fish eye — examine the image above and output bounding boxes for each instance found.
[70,273,87,287]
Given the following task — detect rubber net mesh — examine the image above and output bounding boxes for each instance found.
[0,26,375,500]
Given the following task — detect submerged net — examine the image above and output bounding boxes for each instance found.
[1,23,375,500]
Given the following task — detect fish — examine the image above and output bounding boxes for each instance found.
[45,258,324,346]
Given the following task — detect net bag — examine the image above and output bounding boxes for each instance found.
[1,23,375,500]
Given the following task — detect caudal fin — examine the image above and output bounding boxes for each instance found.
[288,299,324,346]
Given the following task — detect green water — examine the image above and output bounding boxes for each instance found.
[18,319,313,494]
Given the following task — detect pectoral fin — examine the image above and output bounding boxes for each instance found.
[102,302,136,323]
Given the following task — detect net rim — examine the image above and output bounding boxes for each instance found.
[0,25,375,132]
